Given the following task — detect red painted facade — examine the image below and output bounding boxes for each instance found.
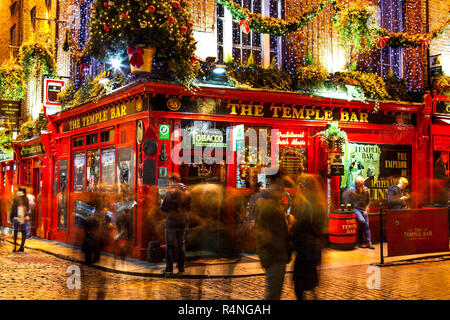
[1,81,446,260]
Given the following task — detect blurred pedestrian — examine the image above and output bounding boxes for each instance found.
[25,187,35,239]
[387,177,410,209]
[9,187,29,252]
[82,213,100,265]
[290,174,327,300]
[342,176,374,249]
[161,172,191,274]
[247,182,263,224]
[255,171,291,300]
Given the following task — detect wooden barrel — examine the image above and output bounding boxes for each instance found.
[328,209,357,250]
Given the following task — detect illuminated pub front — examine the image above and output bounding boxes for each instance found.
[42,81,431,260]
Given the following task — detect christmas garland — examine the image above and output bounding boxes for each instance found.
[218,0,450,51]
[217,0,336,36]
[375,17,450,49]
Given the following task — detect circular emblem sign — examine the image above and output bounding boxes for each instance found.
[136,98,143,112]
[167,98,181,111]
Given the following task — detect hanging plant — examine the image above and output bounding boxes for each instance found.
[18,40,57,81]
[316,122,348,152]
[332,0,377,53]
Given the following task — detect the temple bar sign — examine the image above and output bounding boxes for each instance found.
[61,97,148,132]
[228,104,369,123]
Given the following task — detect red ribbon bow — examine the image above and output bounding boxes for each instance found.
[295,30,306,44]
[128,47,145,68]
[420,38,430,50]
[240,18,252,34]
[376,35,389,49]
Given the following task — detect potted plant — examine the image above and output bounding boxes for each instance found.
[85,0,200,86]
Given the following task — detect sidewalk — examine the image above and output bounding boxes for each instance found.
[2,232,450,279]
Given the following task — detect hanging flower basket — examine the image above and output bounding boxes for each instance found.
[315,122,348,153]
[128,46,156,74]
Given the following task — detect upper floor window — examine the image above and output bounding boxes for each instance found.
[10,25,16,47]
[377,0,405,78]
[30,7,37,30]
[10,1,17,17]
[217,0,284,67]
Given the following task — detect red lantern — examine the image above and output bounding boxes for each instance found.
[168,16,175,24]
[187,21,194,29]
[104,25,111,32]
[181,26,188,34]
[148,5,155,13]
[173,1,181,8]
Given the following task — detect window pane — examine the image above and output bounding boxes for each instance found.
[232,21,241,44]
[101,148,115,192]
[74,152,85,192]
[86,149,100,192]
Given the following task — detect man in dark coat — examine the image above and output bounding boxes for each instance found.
[9,187,29,252]
[255,171,291,300]
[160,173,191,274]
[387,177,409,209]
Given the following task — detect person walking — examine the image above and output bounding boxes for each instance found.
[25,187,36,239]
[9,187,29,252]
[342,176,374,249]
[160,173,191,274]
[290,174,327,300]
[255,171,291,300]
[387,177,410,209]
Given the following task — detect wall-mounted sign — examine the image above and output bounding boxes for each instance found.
[429,54,442,77]
[61,97,149,132]
[167,98,181,111]
[277,130,307,147]
[341,143,412,202]
[159,124,170,140]
[43,79,66,108]
[20,142,45,158]
[150,95,415,126]
[192,132,226,147]
[0,100,21,118]
[330,152,345,176]
[434,135,450,151]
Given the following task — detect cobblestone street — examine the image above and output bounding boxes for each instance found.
[1,240,449,300]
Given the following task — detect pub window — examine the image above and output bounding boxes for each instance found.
[217,0,285,67]
[86,149,100,192]
[179,120,228,186]
[73,152,86,192]
[86,133,98,145]
[100,130,114,143]
[10,25,16,47]
[101,148,115,192]
[74,137,84,148]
